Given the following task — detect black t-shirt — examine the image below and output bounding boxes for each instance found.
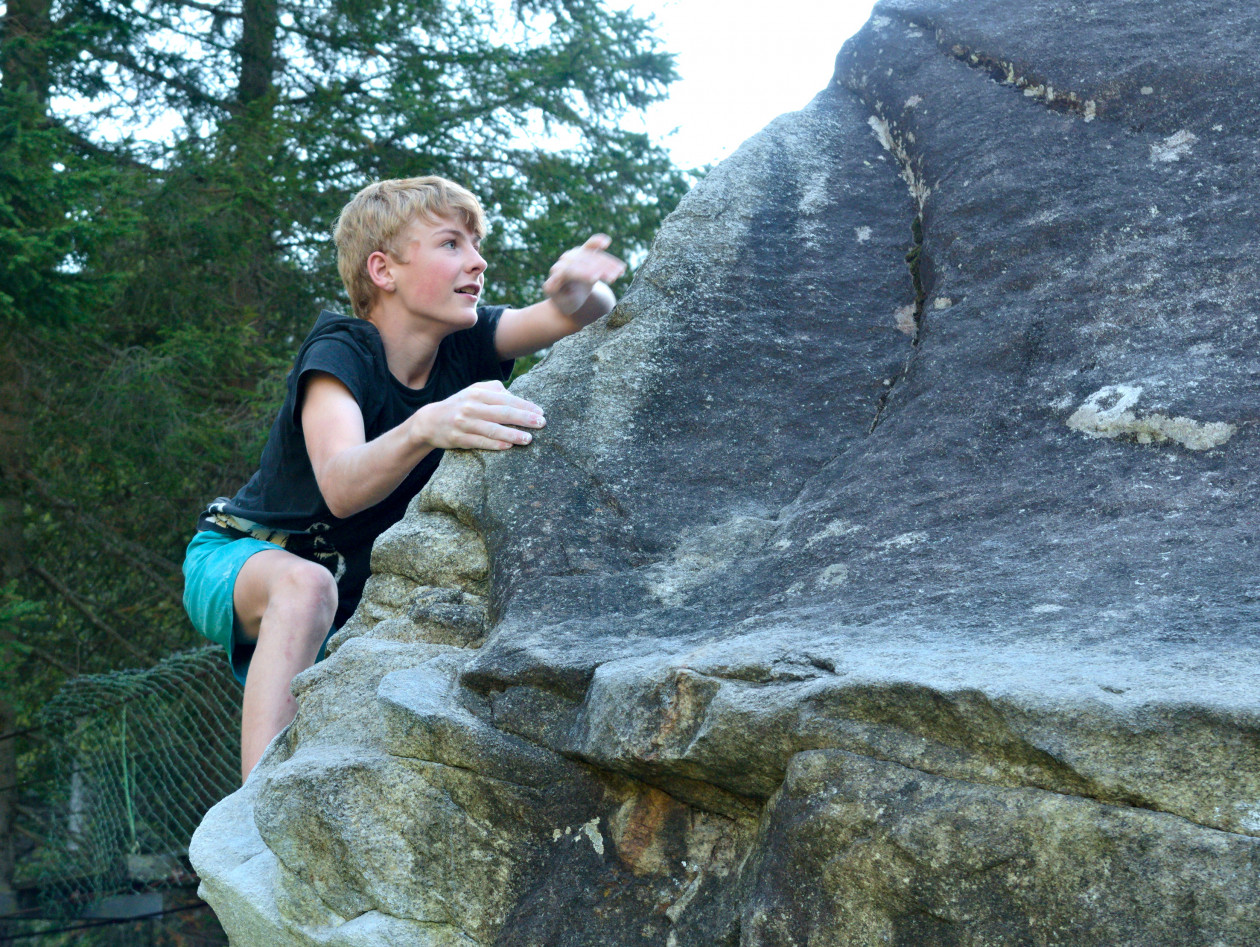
[198,307,512,625]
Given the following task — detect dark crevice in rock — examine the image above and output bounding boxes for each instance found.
[870,211,928,433]
[384,750,550,798]
[939,39,1103,122]
[799,744,1260,842]
[596,764,761,823]
[618,667,1231,829]
[839,73,934,434]
[462,659,598,704]
[876,7,1105,123]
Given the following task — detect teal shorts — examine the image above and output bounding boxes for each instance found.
[182,530,335,685]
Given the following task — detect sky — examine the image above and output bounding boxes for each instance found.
[615,0,879,169]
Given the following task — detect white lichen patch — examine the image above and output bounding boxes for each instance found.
[894,304,917,335]
[1150,129,1197,163]
[1066,384,1235,451]
[904,95,922,109]
[868,114,894,152]
[806,518,863,547]
[1236,803,1260,833]
[816,564,850,589]
[581,818,605,856]
[867,115,931,207]
[932,296,953,310]
[881,531,928,550]
[871,14,891,28]
[1140,86,1154,95]
[1031,604,1065,614]
[855,226,872,243]
[645,513,773,606]
[1083,100,1097,122]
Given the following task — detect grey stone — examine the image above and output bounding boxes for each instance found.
[744,750,1260,946]
[191,0,1260,942]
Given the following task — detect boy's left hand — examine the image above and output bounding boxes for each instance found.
[543,234,627,314]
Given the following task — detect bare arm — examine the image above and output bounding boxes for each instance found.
[494,234,626,361]
[301,373,545,519]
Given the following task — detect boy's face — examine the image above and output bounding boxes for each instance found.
[383,214,486,329]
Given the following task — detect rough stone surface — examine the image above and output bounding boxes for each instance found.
[191,1,1260,943]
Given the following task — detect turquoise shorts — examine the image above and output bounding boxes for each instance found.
[182,530,335,685]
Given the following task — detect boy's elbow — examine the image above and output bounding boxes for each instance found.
[325,497,357,520]
[323,484,372,520]
[316,473,360,520]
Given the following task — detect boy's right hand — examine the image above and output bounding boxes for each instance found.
[414,381,545,451]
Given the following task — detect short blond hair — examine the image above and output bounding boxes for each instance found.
[333,176,487,319]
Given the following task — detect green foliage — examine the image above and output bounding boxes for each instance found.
[0,581,46,698]
[0,97,143,326]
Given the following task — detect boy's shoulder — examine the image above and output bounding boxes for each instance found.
[292,310,389,380]
[300,310,380,354]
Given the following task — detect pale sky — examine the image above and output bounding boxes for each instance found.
[616,0,879,169]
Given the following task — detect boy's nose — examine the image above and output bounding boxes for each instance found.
[469,249,487,273]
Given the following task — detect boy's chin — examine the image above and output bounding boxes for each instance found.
[417,303,479,328]
[452,304,480,326]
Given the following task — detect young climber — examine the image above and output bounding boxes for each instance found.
[181,176,625,780]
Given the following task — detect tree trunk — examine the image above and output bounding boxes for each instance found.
[226,0,280,313]
[237,0,278,107]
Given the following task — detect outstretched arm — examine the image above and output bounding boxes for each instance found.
[302,374,545,519]
[493,234,627,361]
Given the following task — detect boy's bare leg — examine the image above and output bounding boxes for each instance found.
[233,549,338,782]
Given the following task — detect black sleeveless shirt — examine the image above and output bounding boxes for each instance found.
[198,307,511,626]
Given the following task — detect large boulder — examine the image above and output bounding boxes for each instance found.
[191,0,1260,943]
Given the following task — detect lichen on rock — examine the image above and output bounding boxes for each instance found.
[1067,383,1236,450]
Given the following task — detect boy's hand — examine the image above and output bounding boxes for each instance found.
[415,381,545,451]
[543,234,627,316]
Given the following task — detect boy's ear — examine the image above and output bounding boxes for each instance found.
[366,250,394,292]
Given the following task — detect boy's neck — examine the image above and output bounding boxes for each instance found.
[366,303,451,389]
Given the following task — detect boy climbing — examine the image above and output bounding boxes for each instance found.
[181,176,625,780]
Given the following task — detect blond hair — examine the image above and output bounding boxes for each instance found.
[333,176,487,319]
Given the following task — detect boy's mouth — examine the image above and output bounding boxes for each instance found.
[456,283,481,298]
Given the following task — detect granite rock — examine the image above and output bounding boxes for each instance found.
[191,1,1260,943]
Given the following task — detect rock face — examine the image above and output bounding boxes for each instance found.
[191,1,1260,943]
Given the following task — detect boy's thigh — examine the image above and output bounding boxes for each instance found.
[231,546,338,642]
[183,531,340,684]
[183,530,287,683]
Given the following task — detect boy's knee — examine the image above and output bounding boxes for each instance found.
[272,560,338,618]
